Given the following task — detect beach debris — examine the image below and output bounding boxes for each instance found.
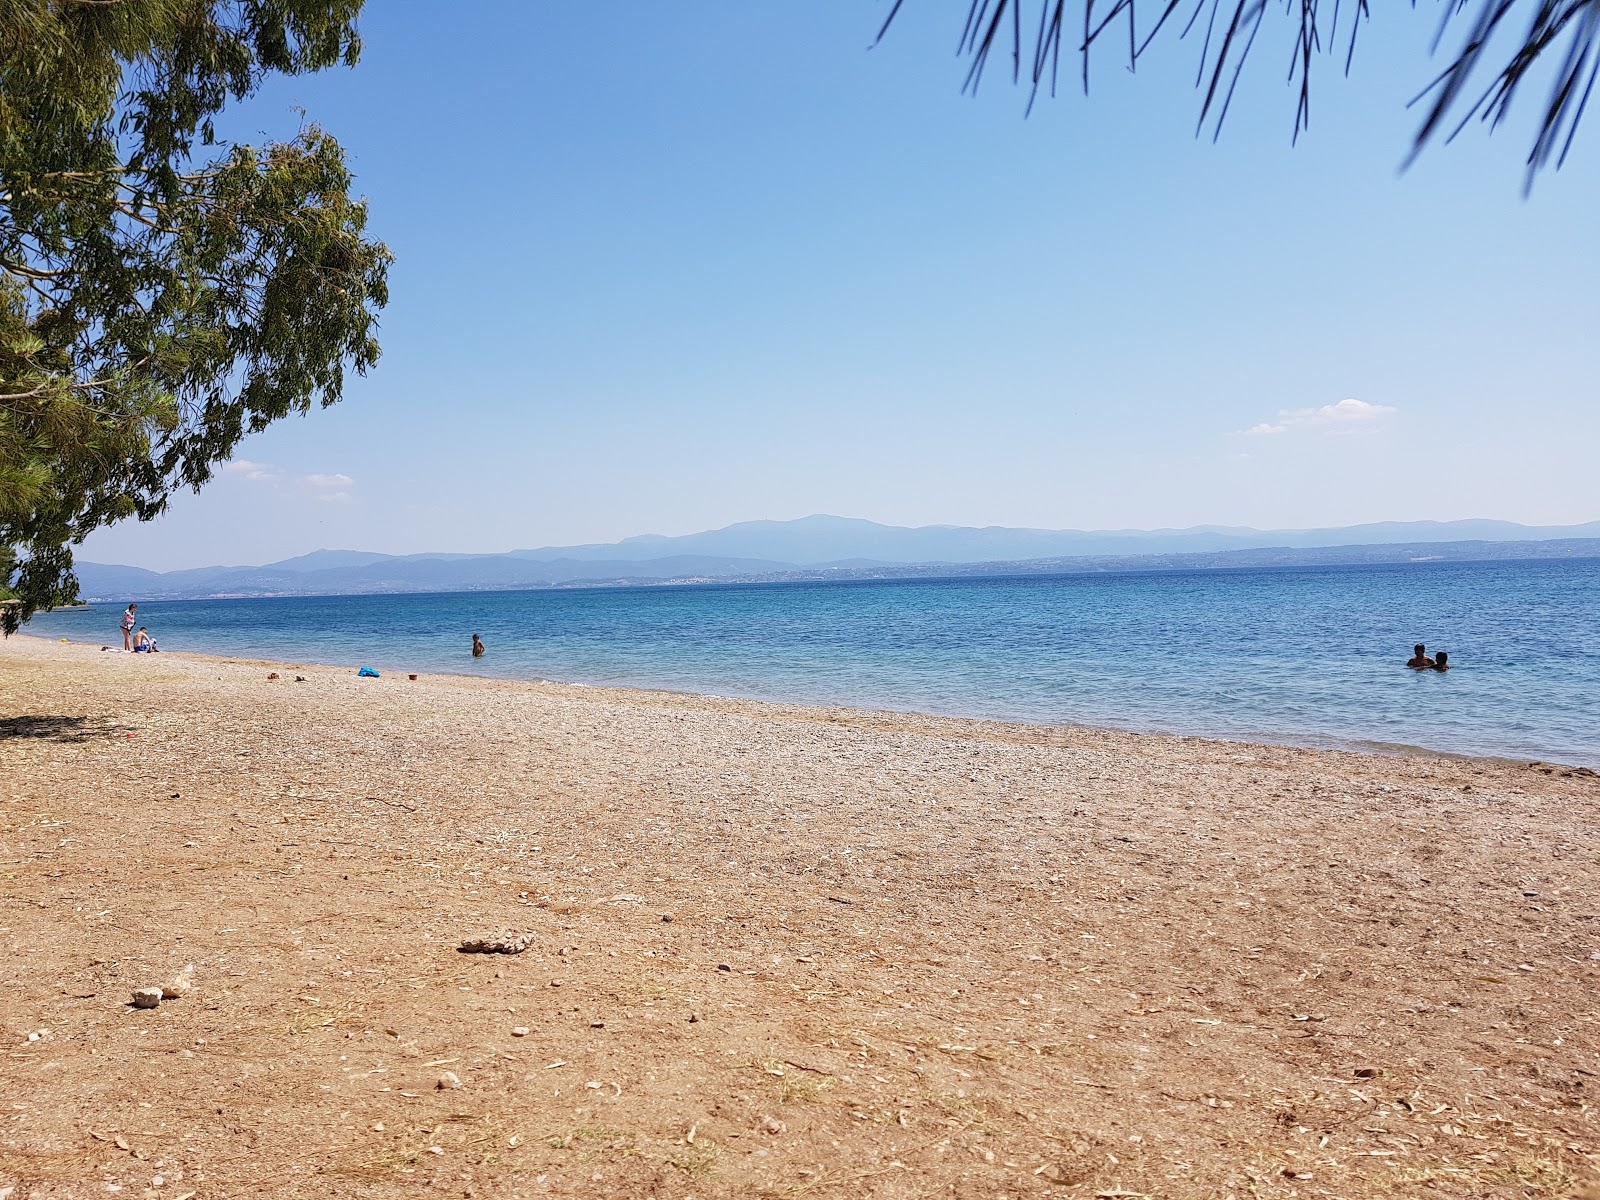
[357,666,380,678]
[294,675,307,682]
[511,1026,530,1037]
[716,963,732,972]
[266,672,280,680]
[130,987,163,1009]
[436,1071,463,1090]
[1353,1066,1380,1078]
[408,673,418,681]
[458,931,534,955]
[161,965,195,999]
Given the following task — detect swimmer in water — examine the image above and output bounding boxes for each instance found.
[1406,643,1434,669]
[1432,650,1450,671]
[472,633,485,658]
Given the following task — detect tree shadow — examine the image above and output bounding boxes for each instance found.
[0,715,123,743]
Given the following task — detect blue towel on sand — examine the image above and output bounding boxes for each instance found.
[358,666,380,678]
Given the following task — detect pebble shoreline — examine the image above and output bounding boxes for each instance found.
[2,635,1596,1198]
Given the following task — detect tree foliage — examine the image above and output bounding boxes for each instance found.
[0,0,390,630]
[880,1,1599,179]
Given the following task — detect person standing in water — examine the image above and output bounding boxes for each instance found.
[472,633,486,658]
[1406,643,1434,669]
[120,603,138,650]
[1432,650,1450,671]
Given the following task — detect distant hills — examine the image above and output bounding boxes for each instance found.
[72,515,1600,601]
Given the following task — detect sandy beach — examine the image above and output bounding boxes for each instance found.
[1,633,1596,1199]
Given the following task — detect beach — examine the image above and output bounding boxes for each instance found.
[1,634,1596,1199]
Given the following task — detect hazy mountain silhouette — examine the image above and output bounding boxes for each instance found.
[71,514,1600,600]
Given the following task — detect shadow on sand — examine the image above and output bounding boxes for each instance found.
[0,714,124,743]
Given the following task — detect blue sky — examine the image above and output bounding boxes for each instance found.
[79,3,1599,570]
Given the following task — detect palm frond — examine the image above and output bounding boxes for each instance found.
[879,1,1600,185]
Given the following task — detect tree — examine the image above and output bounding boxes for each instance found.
[879,1,1598,180]
[0,0,389,631]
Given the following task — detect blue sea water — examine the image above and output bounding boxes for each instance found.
[22,558,1600,765]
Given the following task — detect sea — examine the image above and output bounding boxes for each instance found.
[21,557,1600,766]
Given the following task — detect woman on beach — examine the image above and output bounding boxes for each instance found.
[121,603,138,650]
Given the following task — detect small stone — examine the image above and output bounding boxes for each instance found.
[716,963,732,972]
[661,913,674,923]
[266,672,279,680]
[150,1176,164,1188]
[131,988,162,1009]
[511,1026,530,1037]
[436,1071,463,1090]
[761,1115,786,1134]
[1353,1067,1379,1078]
[459,931,533,955]
[161,965,195,999]
[688,1012,700,1024]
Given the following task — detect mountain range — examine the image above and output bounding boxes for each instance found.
[72,515,1600,601]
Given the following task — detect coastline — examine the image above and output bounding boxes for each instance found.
[2,633,1596,1197]
[19,627,1580,770]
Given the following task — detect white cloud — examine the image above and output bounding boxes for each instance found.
[1286,397,1397,423]
[219,461,355,500]
[219,458,281,482]
[1234,397,1397,437]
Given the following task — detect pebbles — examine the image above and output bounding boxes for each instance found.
[128,965,194,1009]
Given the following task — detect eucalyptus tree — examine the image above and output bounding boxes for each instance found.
[0,0,389,629]
[880,0,1598,177]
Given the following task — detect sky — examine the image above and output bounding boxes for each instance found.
[77,3,1600,570]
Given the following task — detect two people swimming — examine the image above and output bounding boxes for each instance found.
[1406,643,1450,671]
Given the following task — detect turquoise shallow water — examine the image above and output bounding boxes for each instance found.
[22,558,1600,765]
